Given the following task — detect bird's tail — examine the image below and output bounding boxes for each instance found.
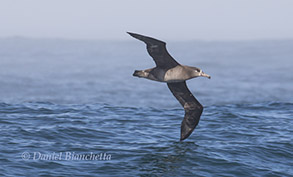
[133,70,147,78]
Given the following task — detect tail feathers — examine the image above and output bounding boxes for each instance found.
[133,70,147,78]
[133,70,141,77]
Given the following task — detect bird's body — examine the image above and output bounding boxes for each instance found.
[128,32,210,141]
[134,65,209,83]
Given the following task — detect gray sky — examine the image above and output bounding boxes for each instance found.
[1,0,293,40]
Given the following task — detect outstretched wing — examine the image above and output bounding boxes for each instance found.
[127,32,180,69]
[167,82,203,141]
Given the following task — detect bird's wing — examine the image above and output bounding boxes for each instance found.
[167,82,203,141]
[127,32,180,69]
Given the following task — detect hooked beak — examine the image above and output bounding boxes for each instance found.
[201,72,211,79]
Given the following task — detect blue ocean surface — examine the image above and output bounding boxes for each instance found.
[0,38,292,176]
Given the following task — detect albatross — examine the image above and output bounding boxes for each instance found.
[128,32,211,141]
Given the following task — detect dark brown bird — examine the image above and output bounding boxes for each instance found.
[128,32,210,141]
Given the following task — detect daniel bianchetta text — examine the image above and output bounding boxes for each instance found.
[21,151,111,161]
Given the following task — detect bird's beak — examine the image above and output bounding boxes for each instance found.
[201,72,211,79]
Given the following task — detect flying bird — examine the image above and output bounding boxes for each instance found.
[128,32,211,141]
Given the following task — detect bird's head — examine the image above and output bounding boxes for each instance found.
[191,67,211,79]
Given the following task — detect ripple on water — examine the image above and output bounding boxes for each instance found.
[0,101,292,176]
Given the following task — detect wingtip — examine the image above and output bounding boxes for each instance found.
[127,32,167,46]
[180,134,189,141]
[180,126,195,141]
[126,32,147,42]
[126,31,136,37]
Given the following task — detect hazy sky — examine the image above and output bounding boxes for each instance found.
[1,0,293,40]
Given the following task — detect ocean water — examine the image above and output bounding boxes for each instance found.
[0,38,292,176]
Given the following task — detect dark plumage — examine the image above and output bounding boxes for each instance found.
[128,32,210,141]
